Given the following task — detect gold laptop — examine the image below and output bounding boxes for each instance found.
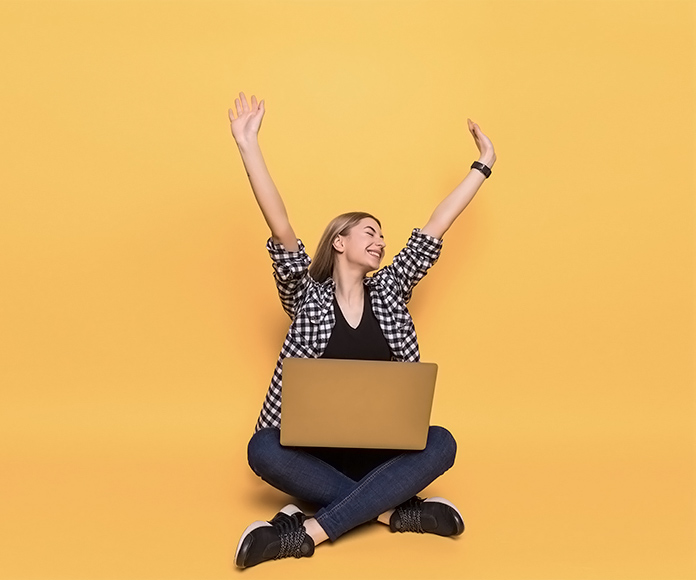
[280,357,438,450]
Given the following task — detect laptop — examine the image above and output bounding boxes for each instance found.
[280,357,438,450]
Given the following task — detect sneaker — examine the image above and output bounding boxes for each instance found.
[234,504,315,569]
[389,496,465,536]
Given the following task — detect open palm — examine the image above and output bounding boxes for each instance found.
[228,92,265,144]
[467,118,496,164]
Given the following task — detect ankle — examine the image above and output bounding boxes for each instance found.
[304,517,329,545]
[377,508,395,525]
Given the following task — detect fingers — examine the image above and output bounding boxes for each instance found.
[467,118,479,139]
[232,92,247,117]
[467,118,485,146]
[469,121,479,140]
[239,91,250,112]
[230,92,262,120]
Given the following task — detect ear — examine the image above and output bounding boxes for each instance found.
[332,235,344,254]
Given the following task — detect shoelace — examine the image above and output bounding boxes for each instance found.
[396,496,425,533]
[272,513,309,559]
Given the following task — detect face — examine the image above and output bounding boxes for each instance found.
[333,217,386,273]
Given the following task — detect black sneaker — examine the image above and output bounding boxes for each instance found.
[234,504,315,569]
[389,496,465,536]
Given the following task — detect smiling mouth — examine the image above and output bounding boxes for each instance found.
[367,250,381,258]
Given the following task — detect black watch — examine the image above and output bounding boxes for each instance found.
[471,161,492,178]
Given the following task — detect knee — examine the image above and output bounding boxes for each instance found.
[247,427,281,477]
[427,425,457,472]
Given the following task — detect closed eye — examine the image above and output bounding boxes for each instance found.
[364,226,384,239]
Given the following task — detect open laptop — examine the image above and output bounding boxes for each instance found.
[280,357,438,450]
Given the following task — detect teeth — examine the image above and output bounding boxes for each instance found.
[368,250,380,257]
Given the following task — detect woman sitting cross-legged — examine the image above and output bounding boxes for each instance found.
[227,91,496,568]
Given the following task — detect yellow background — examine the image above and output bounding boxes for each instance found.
[1,1,694,579]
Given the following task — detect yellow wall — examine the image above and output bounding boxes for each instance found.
[1,1,693,579]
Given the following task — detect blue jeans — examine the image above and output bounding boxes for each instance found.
[247,425,457,542]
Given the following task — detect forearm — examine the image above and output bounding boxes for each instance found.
[431,165,485,224]
[421,156,495,240]
[236,138,294,240]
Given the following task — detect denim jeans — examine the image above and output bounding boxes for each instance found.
[247,425,457,541]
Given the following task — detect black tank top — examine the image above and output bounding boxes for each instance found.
[320,285,392,361]
[307,285,400,479]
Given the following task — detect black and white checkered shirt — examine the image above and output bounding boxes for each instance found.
[254,227,444,433]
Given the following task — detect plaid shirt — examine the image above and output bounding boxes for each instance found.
[254,227,444,433]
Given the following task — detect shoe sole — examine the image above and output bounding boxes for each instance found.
[233,504,304,569]
[423,497,465,536]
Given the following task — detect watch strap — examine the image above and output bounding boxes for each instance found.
[471,161,492,178]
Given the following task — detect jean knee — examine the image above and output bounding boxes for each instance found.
[247,427,281,477]
[428,425,457,471]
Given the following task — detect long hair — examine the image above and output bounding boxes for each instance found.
[309,211,382,283]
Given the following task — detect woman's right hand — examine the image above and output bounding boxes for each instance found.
[228,92,265,145]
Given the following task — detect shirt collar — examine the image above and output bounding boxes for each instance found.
[320,275,377,293]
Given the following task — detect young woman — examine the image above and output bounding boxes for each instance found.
[228,92,496,569]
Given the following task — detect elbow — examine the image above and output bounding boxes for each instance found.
[419,219,448,241]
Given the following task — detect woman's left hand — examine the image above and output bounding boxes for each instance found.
[467,118,496,167]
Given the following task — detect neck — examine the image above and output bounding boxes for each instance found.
[332,263,367,305]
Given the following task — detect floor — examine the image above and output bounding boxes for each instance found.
[2,431,694,580]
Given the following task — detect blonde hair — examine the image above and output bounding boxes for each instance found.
[309,211,382,283]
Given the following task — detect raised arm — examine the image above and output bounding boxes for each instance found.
[420,118,497,240]
[228,92,299,252]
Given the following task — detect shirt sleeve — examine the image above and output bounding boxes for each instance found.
[266,236,313,319]
[371,227,444,304]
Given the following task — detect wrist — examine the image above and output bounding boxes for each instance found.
[478,154,495,168]
[471,159,492,179]
[236,137,260,154]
